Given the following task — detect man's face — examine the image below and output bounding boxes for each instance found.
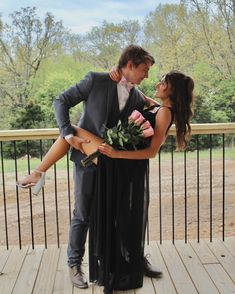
[125,61,152,85]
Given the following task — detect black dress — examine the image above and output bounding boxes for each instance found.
[89,105,167,293]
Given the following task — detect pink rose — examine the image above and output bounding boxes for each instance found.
[140,120,151,130]
[128,110,142,122]
[134,115,145,126]
[128,110,145,126]
[142,127,154,138]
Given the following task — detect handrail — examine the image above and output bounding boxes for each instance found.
[0,123,235,141]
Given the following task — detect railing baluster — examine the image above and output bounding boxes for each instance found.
[222,134,225,241]
[184,149,187,243]
[171,136,175,244]
[196,135,200,242]
[1,142,9,249]
[146,162,150,245]
[40,140,48,248]
[53,158,60,248]
[209,134,213,242]
[26,140,35,249]
[158,148,162,244]
[13,141,22,249]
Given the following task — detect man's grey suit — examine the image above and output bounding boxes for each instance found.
[53,71,146,267]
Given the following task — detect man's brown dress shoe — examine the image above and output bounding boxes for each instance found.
[69,265,88,288]
[143,256,163,278]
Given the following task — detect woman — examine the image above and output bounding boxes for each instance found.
[17,70,194,293]
[89,70,194,293]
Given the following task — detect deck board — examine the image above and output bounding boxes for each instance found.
[175,240,219,294]
[33,245,60,293]
[158,240,198,294]
[0,238,234,294]
[189,239,219,264]
[145,242,177,294]
[53,245,72,294]
[206,239,235,283]
[223,236,235,258]
[205,263,235,293]
[12,245,44,294]
[0,246,28,294]
[0,246,12,272]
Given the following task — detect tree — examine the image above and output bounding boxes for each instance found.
[84,20,141,69]
[0,7,68,108]
[4,101,46,158]
[143,4,191,72]
[182,0,235,78]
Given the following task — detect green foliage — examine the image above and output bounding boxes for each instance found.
[193,95,212,123]
[190,62,235,124]
[211,78,235,122]
[143,4,192,72]
[10,101,45,129]
[4,101,46,158]
[85,20,141,69]
[105,120,145,150]
[33,56,97,127]
[138,66,158,100]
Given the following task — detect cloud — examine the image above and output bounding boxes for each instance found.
[0,0,180,34]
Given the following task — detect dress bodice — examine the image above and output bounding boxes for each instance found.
[142,104,174,132]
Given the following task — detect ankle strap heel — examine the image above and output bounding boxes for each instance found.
[33,171,46,196]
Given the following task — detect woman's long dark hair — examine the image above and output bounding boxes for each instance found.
[165,70,195,150]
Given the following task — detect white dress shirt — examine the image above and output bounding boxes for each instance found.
[117,77,135,111]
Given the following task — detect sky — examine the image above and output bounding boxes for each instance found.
[0,0,180,34]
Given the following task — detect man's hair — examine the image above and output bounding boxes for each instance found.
[117,45,155,69]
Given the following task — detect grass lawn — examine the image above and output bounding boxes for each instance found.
[1,146,234,173]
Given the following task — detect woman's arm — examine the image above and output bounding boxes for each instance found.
[98,107,172,159]
[138,90,158,107]
[109,66,157,107]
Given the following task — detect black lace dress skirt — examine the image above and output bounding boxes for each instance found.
[89,156,149,292]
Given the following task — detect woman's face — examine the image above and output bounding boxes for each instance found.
[155,76,171,99]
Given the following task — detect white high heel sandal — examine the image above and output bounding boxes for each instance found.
[16,170,46,196]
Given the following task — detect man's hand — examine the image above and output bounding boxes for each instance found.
[65,136,91,153]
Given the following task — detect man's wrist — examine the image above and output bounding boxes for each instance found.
[65,134,74,140]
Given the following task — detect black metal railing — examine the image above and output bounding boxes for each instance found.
[0,124,235,249]
[154,131,234,245]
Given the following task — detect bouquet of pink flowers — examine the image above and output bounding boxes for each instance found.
[105,110,154,150]
[81,110,154,167]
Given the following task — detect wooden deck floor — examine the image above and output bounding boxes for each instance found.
[0,237,235,294]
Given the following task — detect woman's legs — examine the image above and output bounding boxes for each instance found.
[18,136,70,185]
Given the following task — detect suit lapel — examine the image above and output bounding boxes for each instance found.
[104,81,119,128]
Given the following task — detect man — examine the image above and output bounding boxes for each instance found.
[53,45,161,289]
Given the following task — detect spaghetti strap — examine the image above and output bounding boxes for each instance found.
[142,104,173,134]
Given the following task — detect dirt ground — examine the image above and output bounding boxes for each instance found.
[0,156,234,246]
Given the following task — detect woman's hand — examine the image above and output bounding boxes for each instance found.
[138,90,158,107]
[98,143,118,158]
[109,66,121,82]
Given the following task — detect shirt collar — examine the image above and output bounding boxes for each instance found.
[118,76,135,91]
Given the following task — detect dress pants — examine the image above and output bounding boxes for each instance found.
[67,162,97,267]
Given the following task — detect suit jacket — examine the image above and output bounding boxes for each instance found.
[53,71,146,163]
